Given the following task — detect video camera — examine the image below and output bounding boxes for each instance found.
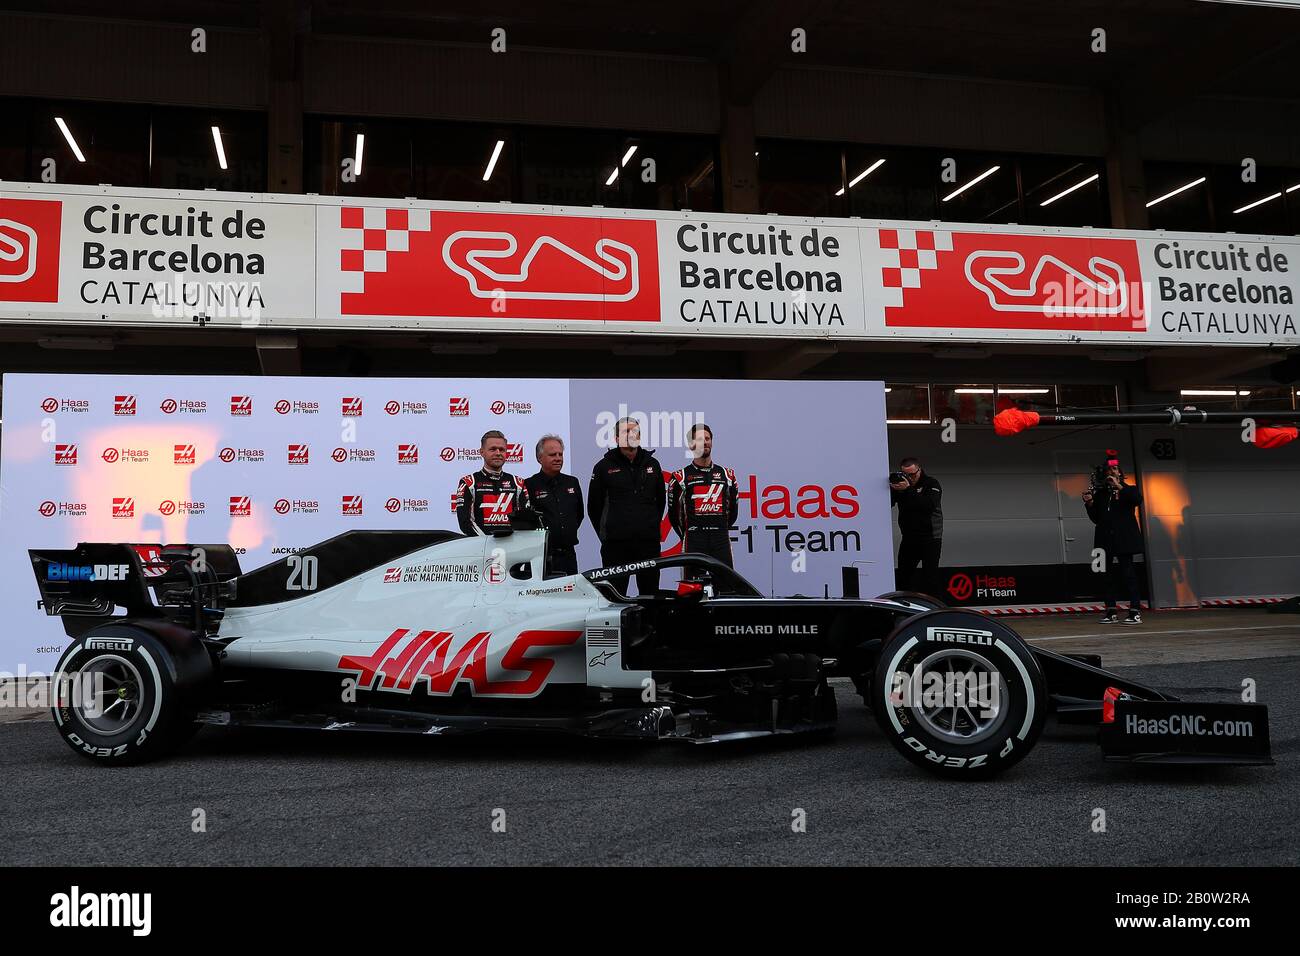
[1087,449,1123,500]
[888,471,907,486]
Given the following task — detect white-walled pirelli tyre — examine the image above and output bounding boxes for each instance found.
[51,625,203,765]
[870,610,1047,779]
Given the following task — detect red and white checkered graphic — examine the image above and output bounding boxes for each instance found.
[877,228,952,306]
[338,207,435,293]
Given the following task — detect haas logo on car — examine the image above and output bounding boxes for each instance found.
[879,229,1145,333]
[0,199,61,302]
[338,208,660,323]
[337,627,582,697]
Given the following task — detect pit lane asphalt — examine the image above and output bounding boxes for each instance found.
[1,654,1295,866]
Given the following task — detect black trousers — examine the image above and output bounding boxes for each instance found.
[897,536,942,597]
[545,546,577,577]
[599,539,661,596]
[1104,553,1142,610]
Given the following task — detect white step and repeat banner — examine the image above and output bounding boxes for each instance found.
[2,181,1298,346]
[0,374,891,671]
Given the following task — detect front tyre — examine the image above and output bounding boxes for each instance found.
[51,625,200,765]
[870,610,1046,779]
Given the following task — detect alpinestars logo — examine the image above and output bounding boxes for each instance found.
[230,395,253,416]
[337,627,582,697]
[396,443,419,464]
[114,395,137,416]
[341,495,364,515]
[54,444,78,465]
[173,444,196,465]
[229,496,253,517]
[342,396,363,417]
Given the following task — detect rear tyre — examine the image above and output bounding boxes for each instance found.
[51,625,200,765]
[870,610,1046,779]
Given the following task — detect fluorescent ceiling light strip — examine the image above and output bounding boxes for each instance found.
[621,145,637,167]
[605,168,618,186]
[1233,192,1281,214]
[953,388,995,394]
[54,117,86,162]
[1287,183,1300,193]
[483,139,504,181]
[942,165,1000,202]
[1040,173,1099,207]
[1146,177,1206,208]
[849,159,885,188]
[211,126,228,170]
[886,419,931,424]
[354,133,365,176]
[1181,389,1248,396]
[997,388,1051,394]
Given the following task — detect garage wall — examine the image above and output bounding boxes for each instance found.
[1134,424,1300,604]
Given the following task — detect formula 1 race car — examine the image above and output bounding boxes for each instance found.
[30,521,1272,778]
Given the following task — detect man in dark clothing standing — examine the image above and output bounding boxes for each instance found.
[587,417,666,596]
[667,422,739,569]
[524,434,584,577]
[454,430,532,536]
[890,456,943,596]
[1083,449,1145,625]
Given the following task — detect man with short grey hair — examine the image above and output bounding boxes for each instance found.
[524,434,584,576]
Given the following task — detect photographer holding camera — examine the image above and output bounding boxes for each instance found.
[890,457,943,596]
[1082,449,1145,625]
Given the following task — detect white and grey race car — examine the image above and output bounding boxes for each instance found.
[30,519,1272,777]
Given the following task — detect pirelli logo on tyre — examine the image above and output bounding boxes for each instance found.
[925,626,994,646]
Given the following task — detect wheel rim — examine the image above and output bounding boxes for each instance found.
[78,655,145,735]
[909,648,1009,744]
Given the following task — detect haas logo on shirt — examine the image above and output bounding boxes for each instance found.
[479,493,514,525]
[692,483,726,514]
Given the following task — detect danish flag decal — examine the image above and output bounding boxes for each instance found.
[338,208,660,323]
[879,228,1146,333]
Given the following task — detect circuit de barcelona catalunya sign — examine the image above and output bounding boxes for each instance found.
[2,180,1298,346]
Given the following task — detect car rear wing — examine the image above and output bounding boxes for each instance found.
[29,543,243,634]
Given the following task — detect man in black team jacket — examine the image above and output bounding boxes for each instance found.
[588,417,666,595]
[455,430,533,536]
[1083,449,1145,625]
[668,422,739,572]
[524,434,584,576]
[890,456,943,596]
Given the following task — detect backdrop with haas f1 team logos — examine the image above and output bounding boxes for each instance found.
[0,374,891,671]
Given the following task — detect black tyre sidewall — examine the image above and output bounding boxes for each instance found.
[52,626,182,764]
[871,610,1046,779]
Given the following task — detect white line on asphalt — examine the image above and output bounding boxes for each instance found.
[1029,623,1300,643]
